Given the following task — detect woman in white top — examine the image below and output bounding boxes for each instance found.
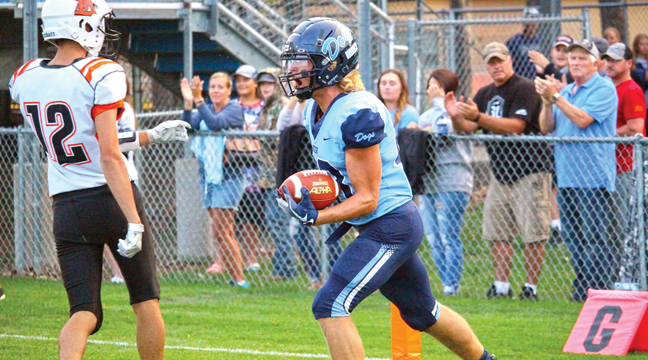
[410,69,473,295]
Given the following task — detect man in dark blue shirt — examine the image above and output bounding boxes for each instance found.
[506,6,541,79]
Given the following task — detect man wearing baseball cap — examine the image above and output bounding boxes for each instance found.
[591,36,610,75]
[529,35,574,84]
[603,42,646,265]
[535,38,619,301]
[447,41,552,300]
[506,6,541,79]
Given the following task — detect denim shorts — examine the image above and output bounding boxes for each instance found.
[198,163,245,210]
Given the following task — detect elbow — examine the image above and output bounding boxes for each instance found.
[576,119,594,129]
[510,123,527,135]
[100,150,124,167]
[539,122,552,135]
[358,193,379,215]
[628,125,644,135]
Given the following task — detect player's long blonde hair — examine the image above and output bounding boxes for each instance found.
[327,60,365,93]
[339,70,365,93]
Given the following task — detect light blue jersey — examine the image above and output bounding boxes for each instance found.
[304,91,412,225]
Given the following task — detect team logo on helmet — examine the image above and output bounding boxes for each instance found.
[321,28,353,61]
[75,0,97,16]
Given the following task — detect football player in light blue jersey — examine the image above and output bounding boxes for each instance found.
[276,17,496,360]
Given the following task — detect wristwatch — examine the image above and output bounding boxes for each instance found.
[194,99,205,106]
[551,93,561,104]
[469,113,481,123]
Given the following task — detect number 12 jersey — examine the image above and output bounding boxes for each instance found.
[9,57,130,196]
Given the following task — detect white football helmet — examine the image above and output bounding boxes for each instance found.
[41,0,118,57]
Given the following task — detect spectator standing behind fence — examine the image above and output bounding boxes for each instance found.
[446,42,552,301]
[255,69,285,266]
[409,69,473,296]
[604,27,622,45]
[506,6,541,80]
[529,34,576,244]
[232,65,265,273]
[535,39,618,301]
[631,34,648,102]
[592,37,610,76]
[529,35,574,84]
[377,69,419,135]
[181,72,248,288]
[602,42,647,268]
[255,69,302,282]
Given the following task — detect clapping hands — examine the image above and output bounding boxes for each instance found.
[444,92,479,121]
[180,76,205,103]
[534,74,566,104]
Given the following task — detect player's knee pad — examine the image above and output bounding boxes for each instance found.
[398,300,439,331]
[71,302,103,335]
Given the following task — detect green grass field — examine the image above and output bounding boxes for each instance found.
[1,277,647,359]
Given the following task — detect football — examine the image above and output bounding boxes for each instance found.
[278,170,341,210]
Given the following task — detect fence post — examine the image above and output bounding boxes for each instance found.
[448,10,456,73]
[23,0,38,63]
[638,141,647,291]
[582,7,591,40]
[407,19,416,107]
[388,23,395,69]
[29,135,44,275]
[15,129,26,275]
[181,0,193,79]
[622,0,629,43]
[358,0,372,92]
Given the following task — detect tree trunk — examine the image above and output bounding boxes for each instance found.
[449,0,472,96]
[600,0,625,43]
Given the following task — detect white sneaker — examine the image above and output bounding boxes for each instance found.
[245,263,261,272]
[111,276,125,284]
[443,285,458,295]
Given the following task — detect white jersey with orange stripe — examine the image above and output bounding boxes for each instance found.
[8,57,134,196]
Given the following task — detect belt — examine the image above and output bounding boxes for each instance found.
[325,222,353,244]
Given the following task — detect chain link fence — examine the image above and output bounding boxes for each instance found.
[2,122,647,301]
[405,12,588,110]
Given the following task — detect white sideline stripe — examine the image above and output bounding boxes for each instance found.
[0,334,390,360]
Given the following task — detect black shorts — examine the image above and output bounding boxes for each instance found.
[53,183,160,333]
[235,191,266,223]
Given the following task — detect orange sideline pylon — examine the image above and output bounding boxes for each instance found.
[391,303,421,360]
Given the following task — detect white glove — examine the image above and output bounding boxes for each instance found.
[147,120,191,144]
[117,223,145,258]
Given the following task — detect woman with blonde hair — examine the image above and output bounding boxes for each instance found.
[181,71,248,288]
[376,69,419,135]
[604,26,622,45]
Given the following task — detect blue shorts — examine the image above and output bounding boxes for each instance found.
[312,201,439,331]
[198,163,245,210]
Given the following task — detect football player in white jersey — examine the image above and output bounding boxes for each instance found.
[9,0,189,358]
[278,18,496,360]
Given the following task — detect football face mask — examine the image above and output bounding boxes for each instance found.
[279,58,318,100]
